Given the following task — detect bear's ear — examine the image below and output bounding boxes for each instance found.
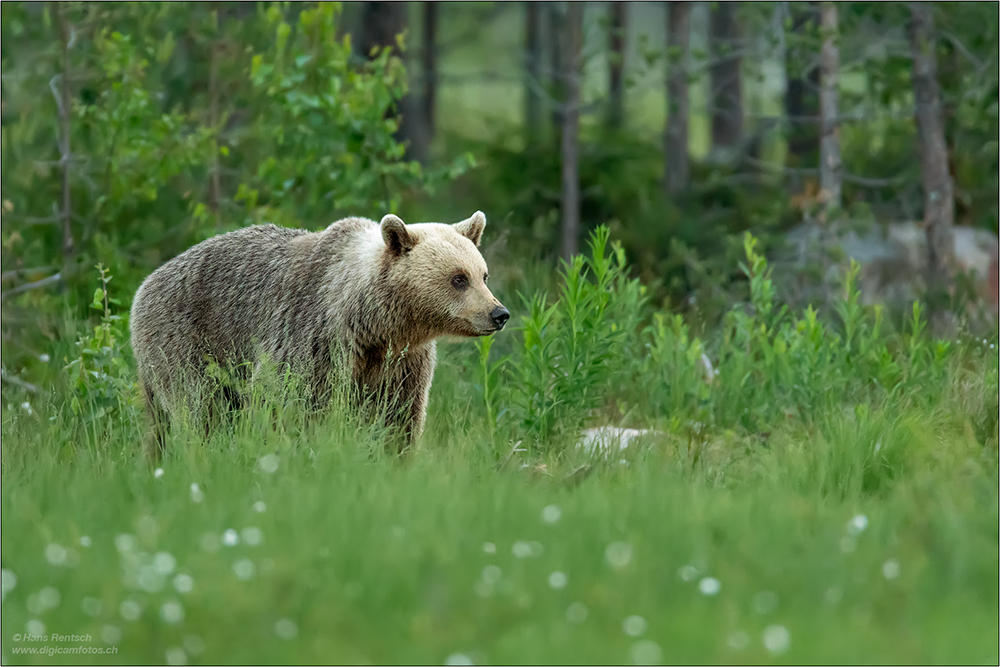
[381,214,417,256]
[453,210,487,247]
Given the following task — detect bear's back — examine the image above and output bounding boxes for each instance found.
[131,219,377,372]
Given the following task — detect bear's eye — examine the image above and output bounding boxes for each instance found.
[451,273,469,290]
[483,273,489,284]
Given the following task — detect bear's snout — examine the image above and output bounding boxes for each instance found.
[490,305,510,331]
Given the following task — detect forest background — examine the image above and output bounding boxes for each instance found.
[1,3,998,665]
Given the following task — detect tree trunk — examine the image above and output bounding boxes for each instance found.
[548,2,564,137]
[209,39,222,226]
[361,2,407,59]
[908,2,955,311]
[784,2,820,190]
[560,2,583,262]
[818,2,841,216]
[709,1,742,155]
[422,2,438,143]
[665,1,691,195]
[525,2,542,144]
[607,2,627,130]
[233,2,257,20]
[361,2,428,163]
[54,2,74,278]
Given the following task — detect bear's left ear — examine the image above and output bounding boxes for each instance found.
[453,210,487,247]
[381,214,417,256]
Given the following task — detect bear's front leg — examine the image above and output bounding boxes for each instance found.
[383,342,437,454]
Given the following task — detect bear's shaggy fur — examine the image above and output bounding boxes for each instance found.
[129,211,507,454]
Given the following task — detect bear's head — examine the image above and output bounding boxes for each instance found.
[380,211,509,340]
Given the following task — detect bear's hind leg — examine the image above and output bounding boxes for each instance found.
[141,381,170,463]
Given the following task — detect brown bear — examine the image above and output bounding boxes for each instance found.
[129,211,508,455]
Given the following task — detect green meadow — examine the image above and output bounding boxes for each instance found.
[2,230,997,665]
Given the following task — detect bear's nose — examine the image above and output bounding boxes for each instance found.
[490,305,510,330]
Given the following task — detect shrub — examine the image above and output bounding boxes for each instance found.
[477,226,647,457]
[476,226,974,464]
[64,264,138,442]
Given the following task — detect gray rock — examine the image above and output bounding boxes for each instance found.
[780,222,998,312]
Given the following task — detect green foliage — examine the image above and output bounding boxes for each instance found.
[80,29,215,211]
[443,129,793,322]
[2,284,998,664]
[74,26,218,277]
[240,3,462,225]
[63,264,136,434]
[833,2,999,230]
[2,4,999,660]
[2,217,998,667]
[488,226,647,454]
[474,334,509,441]
[472,227,991,468]
[638,232,945,436]
[1,1,474,381]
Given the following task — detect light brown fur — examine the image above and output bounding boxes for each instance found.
[129,211,506,455]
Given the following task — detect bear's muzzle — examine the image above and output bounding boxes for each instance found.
[490,305,510,331]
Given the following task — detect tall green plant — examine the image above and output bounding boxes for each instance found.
[642,232,948,436]
[64,264,137,438]
[493,226,647,455]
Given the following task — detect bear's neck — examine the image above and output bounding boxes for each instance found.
[338,281,437,353]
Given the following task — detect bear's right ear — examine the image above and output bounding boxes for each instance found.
[381,214,416,256]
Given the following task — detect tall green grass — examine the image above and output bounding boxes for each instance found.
[1,229,997,665]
